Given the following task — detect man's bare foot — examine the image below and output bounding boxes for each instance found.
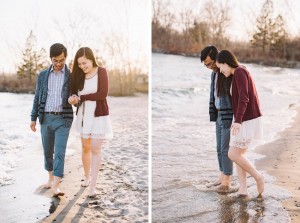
[43,180,53,189]
[220,175,231,187]
[216,185,238,193]
[52,187,65,197]
[44,171,54,189]
[206,173,224,187]
[213,172,224,186]
[256,174,264,195]
[81,177,90,187]
[52,176,64,197]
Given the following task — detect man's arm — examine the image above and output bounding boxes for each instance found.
[30,73,42,132]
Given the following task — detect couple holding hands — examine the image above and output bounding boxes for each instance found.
[30,43,113,198]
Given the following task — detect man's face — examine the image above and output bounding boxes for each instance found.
[203,56,218,72]
[51,53,66,71]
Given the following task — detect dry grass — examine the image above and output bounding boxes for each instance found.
[0,75,36,93]
[108,69,148,96]
[0,70,148,96]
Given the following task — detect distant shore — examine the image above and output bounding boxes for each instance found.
[255,107,300,222]
[152,50,300,69]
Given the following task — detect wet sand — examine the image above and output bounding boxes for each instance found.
[0,94,148,223]
[255,107,300,222]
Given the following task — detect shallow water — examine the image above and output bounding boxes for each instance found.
[152,53,300,222]
[0,93,77,186]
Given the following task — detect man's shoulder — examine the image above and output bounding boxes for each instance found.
[34,69,48,86]
[64,65,70,74]
[39,68,49,76]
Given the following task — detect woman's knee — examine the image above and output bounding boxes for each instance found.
[81,138,92,152]
[90,139,103,154]
[228,148,239,161]
[91,147,101,155]
[82,144,90,154]
[82,148,90,154]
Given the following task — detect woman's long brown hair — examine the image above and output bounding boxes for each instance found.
[216,50,239,97]
[70,47,99,94]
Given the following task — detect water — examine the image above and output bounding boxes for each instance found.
[152,53,300,222]
[0,93,77,186]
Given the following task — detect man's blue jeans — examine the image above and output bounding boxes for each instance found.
[216,113,233,175]
[40,114,71,177]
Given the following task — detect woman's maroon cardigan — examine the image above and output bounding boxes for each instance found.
[79,67,109,116]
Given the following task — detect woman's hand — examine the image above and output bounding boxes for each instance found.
[231,122,241,136]
[68,94,80,105]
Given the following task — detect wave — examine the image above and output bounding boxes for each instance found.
[152,86,208,97]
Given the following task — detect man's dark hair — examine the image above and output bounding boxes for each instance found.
[200,45,231,97]
[200,45,218,62]
[50,43,67,58]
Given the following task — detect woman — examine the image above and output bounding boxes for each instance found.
[216,50,264,197]
[68,47,113,197]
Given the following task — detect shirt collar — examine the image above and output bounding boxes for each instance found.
[50,64,66,74]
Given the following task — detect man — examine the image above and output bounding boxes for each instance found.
[30,43,73,196]
[200,45,233,190]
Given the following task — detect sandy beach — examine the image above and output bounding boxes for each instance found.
[255,107,300,222]
[0,93,148,223]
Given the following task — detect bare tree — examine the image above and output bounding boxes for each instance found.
[103,33,136,96]
[52,9,103,60]
[203,0,231,47]
[179,6,196,35]
[152,0,175,29]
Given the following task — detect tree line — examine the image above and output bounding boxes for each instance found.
[152,0,300,68]
[10,31,147,96]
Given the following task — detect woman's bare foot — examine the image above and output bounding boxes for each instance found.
[256,174,264,195]
[88,186,97,198]
[236,188,249,197]
[81,176,90,187]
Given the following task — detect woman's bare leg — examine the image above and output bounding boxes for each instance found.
[236,164,248,195]
[81,138,91,187]
[229,147,264,195]
[89,139,103,196]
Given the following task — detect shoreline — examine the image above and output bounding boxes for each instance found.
[0,94,148,223]
[152,51,300,69]
[255,107,300,222]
